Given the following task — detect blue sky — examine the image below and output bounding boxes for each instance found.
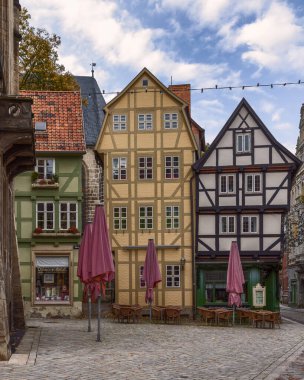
[22,0,304,153]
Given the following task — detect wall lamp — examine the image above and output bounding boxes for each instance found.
[180,257,186,270]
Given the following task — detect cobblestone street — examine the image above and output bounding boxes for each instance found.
[0,317,304,380]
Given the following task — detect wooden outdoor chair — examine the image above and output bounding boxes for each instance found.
[197,307,215,325]
[217,310,233,326]
[264,312,281,329]
[152,306,163,323]
[118,306,134,323]
[165,307,181,324]
[111,303,120,322]
[236,308,251,325]
[250,312,264,328]
[132,305,143,323]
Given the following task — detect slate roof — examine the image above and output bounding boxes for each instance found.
[20,90,86,153]
[74,76,106,147]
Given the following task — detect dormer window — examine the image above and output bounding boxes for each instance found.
[35,121,47,131]
[236,133,251,153]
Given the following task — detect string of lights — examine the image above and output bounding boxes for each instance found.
[17,79,304,97]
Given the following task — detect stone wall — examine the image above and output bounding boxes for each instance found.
[82,149,103,223]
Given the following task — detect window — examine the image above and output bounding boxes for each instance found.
[138,114,153,130]
[113,207,127,230]
[113,114,127,131]
[205,271,228,303]
[242,216,258,233]
[139,265,145,288]
[246,174,261,193]
[164,113,178,129]
[166,265,180,287]
[35,256,70,303]
[60,202,78,230]
[35,121,47,131]
[36,202,54,230]
[220,216,235,233]
[142,79,148,87]
[166,206,179,229]
[36,159,54,180]
[139,206,153,229]
[236,133,251,153]
[220,175,235,194]
[112,157,127,180]
[138,157,153,179]
[165,156,179,179]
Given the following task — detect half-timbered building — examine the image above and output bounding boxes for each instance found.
[95,68,203,313]
[193,98,300,310]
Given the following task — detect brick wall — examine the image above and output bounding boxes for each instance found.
[168,84,191,108]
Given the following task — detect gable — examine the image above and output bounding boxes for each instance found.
[194,98,301,170]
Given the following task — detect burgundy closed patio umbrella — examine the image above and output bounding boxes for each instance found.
[77,222,93,332]
[143,239,162,321]
[226,241,245,324]
[91,204,115,341]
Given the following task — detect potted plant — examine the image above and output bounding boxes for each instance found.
[34,227,43,234]
[68,226,79,234]
[51,173,59,183]
[31,171,39,183]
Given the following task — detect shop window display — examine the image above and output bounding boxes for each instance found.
[35,256,70,303]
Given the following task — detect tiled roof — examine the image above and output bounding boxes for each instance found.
[74,76,106,147]
[20,90,86,153]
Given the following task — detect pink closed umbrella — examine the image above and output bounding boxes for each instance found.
[143,239,162,320]
[226,241,245,324]
[91,204,115,341]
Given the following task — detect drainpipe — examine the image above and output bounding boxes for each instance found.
[190,173,197,319]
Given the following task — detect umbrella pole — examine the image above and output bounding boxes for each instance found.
[232,304,235,326]
[96,289,101,342]
[149,301,152,322]
[88,288,92,332]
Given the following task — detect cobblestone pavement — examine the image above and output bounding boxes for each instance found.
[0,317,304,380]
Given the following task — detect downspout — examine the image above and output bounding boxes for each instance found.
[190,172,197,319]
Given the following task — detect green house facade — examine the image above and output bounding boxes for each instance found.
[15,91,86,318]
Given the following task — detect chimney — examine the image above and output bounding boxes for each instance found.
[168,84,191,110]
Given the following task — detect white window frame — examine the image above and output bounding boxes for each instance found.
[165,156,180,179]
[59,202,78,230]
[138,156,153,180]
[138,113,153,130]
[245,174,262,193]
[165,206,180,229]
[236,133,251,153]
[139,206,153,229]
[36,158,55,180]
[112,157,127,180]
[164,113,178,129]
[242,215,258,233]
[219,174,235,194]
[139,265,145,288]
[113,114,127,131]
[166,265,180,287]
[220,215,235,234]
[36,202,54,230]
[113,207,127,230]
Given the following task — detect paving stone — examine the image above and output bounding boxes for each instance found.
[0,318,304,379]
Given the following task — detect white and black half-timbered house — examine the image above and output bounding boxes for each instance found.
[193,98,301,310]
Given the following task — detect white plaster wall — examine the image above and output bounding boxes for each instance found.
[199,192,213,208]
[198,215,215,235]
[263,214,281,234]
[219,196,237,206]
[218,131,233,147]
[245,195,263,206]
[254,148,269,164]
[219,237,235,251]
[254,129,270,146]
[200,173,215,189]
[245,114,257,128]
[198,238,215,251]
[236,155,252,166]
[264,237,281,251]
[266,172,287,187]
[205,151,216,166]
[218,149,233,166]
[240,237,259,250]
[272,149,285,164]
[229,115,242,129]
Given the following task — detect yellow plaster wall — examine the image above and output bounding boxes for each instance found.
[21,221,33,239]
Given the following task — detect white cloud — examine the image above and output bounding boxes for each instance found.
[273,122,293,131]
[22,0,240,89]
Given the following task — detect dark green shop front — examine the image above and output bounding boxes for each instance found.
[196,264,280,311]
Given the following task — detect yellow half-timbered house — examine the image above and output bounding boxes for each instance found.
[95,68,203,313]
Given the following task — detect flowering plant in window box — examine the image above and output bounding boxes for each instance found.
[33,227,43,234]
[67,226,79,234]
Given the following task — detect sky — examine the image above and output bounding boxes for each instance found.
[22,0,304,153]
